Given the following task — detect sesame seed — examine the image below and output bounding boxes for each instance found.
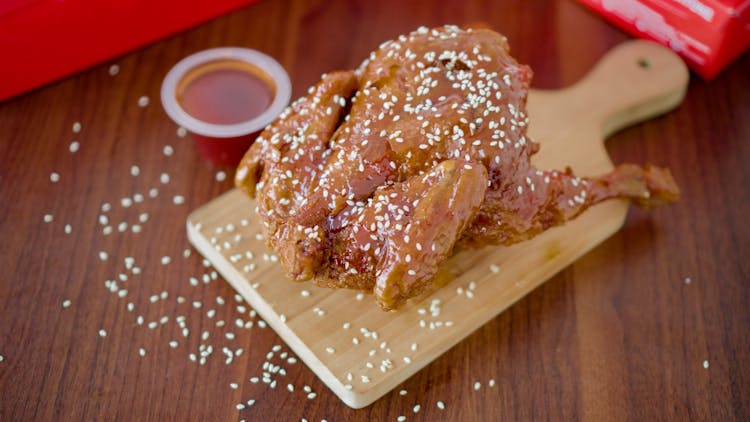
[99,251,108,261]
[139,348,146,357]
[684,277,692,284]
[108,64,120,76]
[474,381,481,390]
[161,256,171,265]
[50,172,60,183]
[326,347,335,354]
[489,264,500,273]
[69,141,80,153]
[62,299,71,308]
[163,145,174,156]
[121,197,133,207]
[43,214,53,223]
[169,341,178,348]
[173,195,185,205]
[98,329,107,337]
[437,401,445,409]
[236,403,245,410]
[703,360,709,369]
[413,405,421,413]
[307,392,316,399]
[215,171,226,182]
[64,224,72,234]
[72,122,81,133]
[489,379,496,387]
[137,96,150,107]
[160,173,170,184]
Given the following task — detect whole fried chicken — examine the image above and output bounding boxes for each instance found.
[235,25,679,310]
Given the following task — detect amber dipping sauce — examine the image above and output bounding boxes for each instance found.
[175,59,276,125]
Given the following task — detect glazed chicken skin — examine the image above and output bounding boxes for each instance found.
[236,25,679,310]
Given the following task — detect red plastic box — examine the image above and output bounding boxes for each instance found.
[578,0,750,79]
[0,0,259,101]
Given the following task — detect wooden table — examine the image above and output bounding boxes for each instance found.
[1,0,748,420]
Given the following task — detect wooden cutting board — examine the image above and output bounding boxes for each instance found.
[186,40,688,409]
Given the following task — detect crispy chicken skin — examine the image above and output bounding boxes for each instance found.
[236,25,679,310]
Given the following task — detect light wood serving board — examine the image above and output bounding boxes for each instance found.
[186,40,688,408]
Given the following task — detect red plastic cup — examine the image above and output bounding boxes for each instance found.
[161,47,291,166]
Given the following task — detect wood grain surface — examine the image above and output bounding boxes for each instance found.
[1,0,748,420]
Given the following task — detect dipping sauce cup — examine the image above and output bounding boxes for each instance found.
[161,47,291,166]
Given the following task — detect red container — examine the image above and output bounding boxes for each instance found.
[161,48,291,166]
[0,0,259,101]
[578,0,750,79]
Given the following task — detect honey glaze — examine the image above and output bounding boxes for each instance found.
[176,59,276,125]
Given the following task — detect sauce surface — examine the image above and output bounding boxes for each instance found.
[177,60,275,125]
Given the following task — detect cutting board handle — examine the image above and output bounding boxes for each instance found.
[565,40,689,139]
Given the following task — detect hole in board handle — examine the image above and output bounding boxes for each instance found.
[637,58,651,69]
